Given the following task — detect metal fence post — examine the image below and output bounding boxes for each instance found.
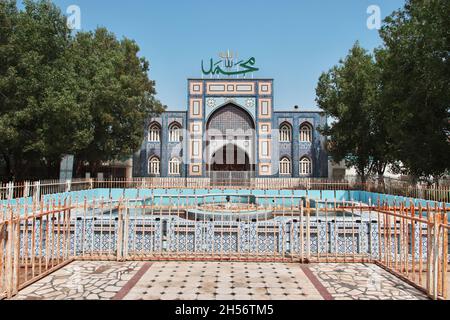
[431,212,440,300]
[6,182,13,201]
[116,201,124,262]
[5,207,14,298]
[23,182,30,199]
[442,208,448,300]
[306,197,311,262]
[12,211,20,296]
[65,180,71,193]
[123,202,129,261]
[33,181,41,203]
[425,207,441,300]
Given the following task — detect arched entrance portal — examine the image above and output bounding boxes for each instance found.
[211,144,252,172]
[206,103,256,184]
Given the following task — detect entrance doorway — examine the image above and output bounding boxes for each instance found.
[211,144,252,172]
[206,103,256,185]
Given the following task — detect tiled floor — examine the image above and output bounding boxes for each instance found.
[11,261,143,300]
[122,262,322,300]
[309,263,428,300]
[10,261,429,300]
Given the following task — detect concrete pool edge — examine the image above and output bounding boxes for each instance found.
[3,188,449,213]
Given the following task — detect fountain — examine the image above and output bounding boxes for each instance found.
[185,194,273,222]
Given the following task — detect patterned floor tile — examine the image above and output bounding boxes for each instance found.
[9,261,430,300]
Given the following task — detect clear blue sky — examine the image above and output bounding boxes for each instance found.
[48,0,405,111]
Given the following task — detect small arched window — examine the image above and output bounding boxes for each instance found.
[148,156,160,175]
[279,157,292,175]
[299,157,312,175]
[169,158,181,176]
[148,123,161,142]
[169,123,182,142]
[300,123,313,142]
[279,124,292,142]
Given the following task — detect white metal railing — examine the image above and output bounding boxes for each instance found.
[0,197,448,300]
[1,177,449,203]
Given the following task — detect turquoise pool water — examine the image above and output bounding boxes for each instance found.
[3,188,449,210]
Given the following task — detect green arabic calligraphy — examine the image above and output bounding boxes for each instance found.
[202,57,259,76]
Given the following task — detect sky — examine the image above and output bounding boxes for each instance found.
[47,0,406,111]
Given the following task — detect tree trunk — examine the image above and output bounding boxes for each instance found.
[376,162,387,193]
[377,173,386,193]
[89,160,102,178]
[9,154,17,181]
[359,171,367,189]
[45,158,60,180]
[74,159,84,178]
[433,175,441,188]
[357,164,368,187]
[2,153,13,182]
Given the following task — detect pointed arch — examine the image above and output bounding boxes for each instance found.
[169,122,182,142]
[148,156,161,175]
[169,157,182,176]
[279,157,292,175]
[300,122,313,142]
[299,156,312,175]
[279,122,292,142]
[206,102,255,127]
[148,122,161,142]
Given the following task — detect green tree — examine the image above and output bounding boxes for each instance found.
[0,0,87,180]
[371,48,396,184]
[316,42,390,183]
[0,0,164,180]
[68,28,165,175]
[379,0,450,183]
[0,0,18,179]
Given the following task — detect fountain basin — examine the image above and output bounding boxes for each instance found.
[186,208,273,222]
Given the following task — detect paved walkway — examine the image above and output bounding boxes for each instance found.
[309,263,426,300]
[11,261,428,300]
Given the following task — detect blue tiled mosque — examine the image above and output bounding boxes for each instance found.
[133,75,328,180]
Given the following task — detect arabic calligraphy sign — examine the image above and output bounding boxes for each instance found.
[202,51,259,77]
